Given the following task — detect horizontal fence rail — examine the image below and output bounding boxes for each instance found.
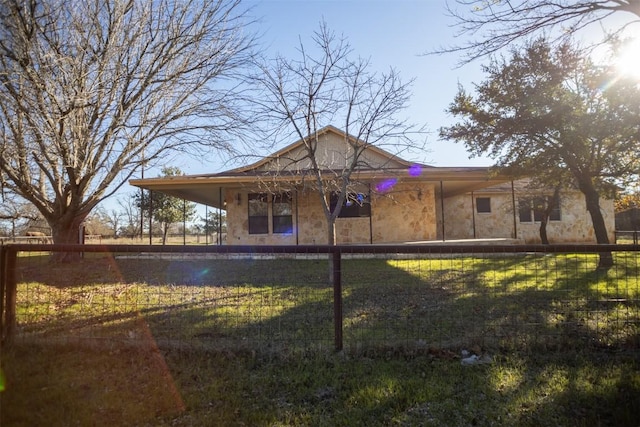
[2,243,639,355]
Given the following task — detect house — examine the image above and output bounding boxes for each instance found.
[129,126,615,245]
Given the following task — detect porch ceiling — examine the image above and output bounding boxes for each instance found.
[128,167,509,209]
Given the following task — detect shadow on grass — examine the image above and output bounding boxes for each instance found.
[5,252,640,425]
[13,252,640,352]
[3,342,639,426]
[339,255,640,353]
[143,254,638,425]
[1,322,186,427]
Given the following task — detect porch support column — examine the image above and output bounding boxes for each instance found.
[511,180,517,239]
[140,187,144,240]
[440,181,445,241]
[295,188,299,245]
[368,184,373,244]
[471,191,476,239]
[218,187,223,245]
[148,190,153,245]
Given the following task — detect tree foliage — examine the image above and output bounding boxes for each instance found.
[135,167,196,245]
[616,191,640,212]
[252,21,424,244]
[440,0,640,64]
[0,0,254,253]
[199,210,226,236]
[440,39,640,266]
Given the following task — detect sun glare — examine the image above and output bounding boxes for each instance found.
[615,37,640,80]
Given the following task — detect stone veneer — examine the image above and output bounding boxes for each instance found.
[225,184,614,245]
[224,182,438,245]
[439,190,615,243]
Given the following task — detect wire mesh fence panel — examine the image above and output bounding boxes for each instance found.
[4,245,640,355]
[11,249,335,354]
[340,250,640,353]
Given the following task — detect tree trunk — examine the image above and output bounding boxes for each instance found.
[539,219,549,244]
[327,218,336,246]
[48,214,87,263]
[539,187,561,245]
[326,217,337,283]
[162,224,169,245]
[579,178,613,269]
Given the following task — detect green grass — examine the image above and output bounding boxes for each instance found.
[2,251,640,425]
[2,344,639,426]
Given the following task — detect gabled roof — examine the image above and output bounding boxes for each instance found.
[129,126,507,208]
[228,125,430,174]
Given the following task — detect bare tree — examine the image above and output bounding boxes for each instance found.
[87,206,122,239]
[0,191,40,237]
[438,0,640,64]
[117,194,142,239]
[0,0,254,258]
[252,22,425,245]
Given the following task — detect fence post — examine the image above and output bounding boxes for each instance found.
[0,245,5,343]
[2,247,17,343]
[332,249,343,352]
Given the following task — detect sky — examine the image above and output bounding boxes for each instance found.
[115,0,489,213]
[176,0,490,177]
[111,0,637,216]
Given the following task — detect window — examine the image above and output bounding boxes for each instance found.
[518,199,533,223]
[519,195,561,223]
[248,192,293,234]
[476,197,491,213]
[272,193,293,234]
[248,193,268,234]
[330,192,371,218]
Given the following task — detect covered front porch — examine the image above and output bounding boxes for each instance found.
[129,167,513,245]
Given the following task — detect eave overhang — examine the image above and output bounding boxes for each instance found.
[129,166,509,209]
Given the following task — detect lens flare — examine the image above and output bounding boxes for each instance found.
[408,164,422,177]
[375,178,398,193]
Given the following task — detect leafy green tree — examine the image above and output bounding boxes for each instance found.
[135,167,197,244]
[200,210,227,235]
[440,39,640,268]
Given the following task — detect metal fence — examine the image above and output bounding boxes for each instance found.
[1,243,639,355]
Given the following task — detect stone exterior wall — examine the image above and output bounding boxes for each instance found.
[440,189,615,244]
[224,182,438,245]
[225,183,614,245]
[516,192,615,243]
[371,182,437,243]
[440,192,515,240]
[296,189,328,244]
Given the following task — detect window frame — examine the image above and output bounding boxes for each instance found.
[475,197,491,214]
[518,195,561,223]
[330,192,371,218]
[518,198,533,223]
[248,193,269,234]
[272,193,293,234]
